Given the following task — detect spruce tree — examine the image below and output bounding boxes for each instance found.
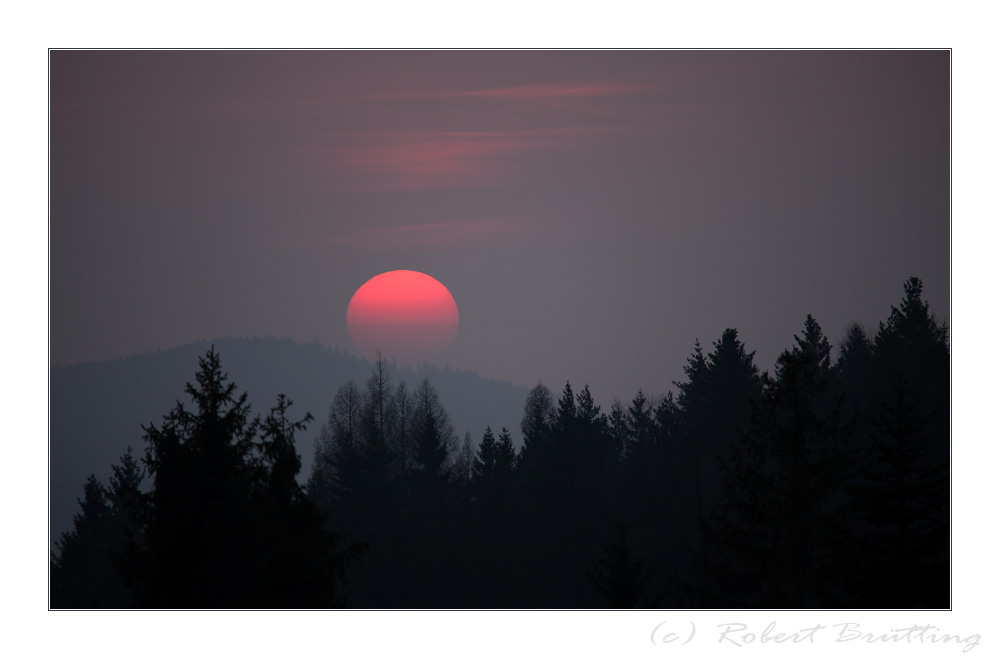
[51,475,117,607]
[134,347,344,607]
[842,375,948,607]
[705,319,847,607]
[588,524,659,608]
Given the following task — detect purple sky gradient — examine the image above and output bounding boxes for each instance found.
[51,50,949,406]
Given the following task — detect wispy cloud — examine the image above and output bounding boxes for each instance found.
[293,127,615,191]
[447,82,642,100]
[150,79,657,192]
[310,218,531,250]
[317,81,645,105]
[179,82,643,117]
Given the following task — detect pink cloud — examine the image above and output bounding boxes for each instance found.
[350,81,647,105]
[312,218,530,250]
[293,127,613,191]
[449,82,642,100]
[180,82,641,119]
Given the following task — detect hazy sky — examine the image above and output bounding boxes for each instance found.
[51,50,949,405]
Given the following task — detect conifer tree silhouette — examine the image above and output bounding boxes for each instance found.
[588,524,660,608]
[835,322,877,439]
[131,347,348,607]
[705,318,848,607]
[51,448,144,608]
[841,375,948,607]
[412,377,453,482]
[520,382,555,458]
[51,476,115,607]
[873,277,949,467]
[472,426,517,503]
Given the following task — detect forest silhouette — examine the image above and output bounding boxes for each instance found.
[50,277,949,608]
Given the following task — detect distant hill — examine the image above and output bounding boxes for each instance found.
[50,337,529,545]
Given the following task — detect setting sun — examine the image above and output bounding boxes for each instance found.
[346,270,459,364]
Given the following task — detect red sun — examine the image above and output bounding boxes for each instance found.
[346,270,459,365]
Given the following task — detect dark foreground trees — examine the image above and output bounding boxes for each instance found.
[702,316,849,606]
[53,278,948,608]
[51,347,357,608]
[698,281,948,608]
[306,360,466,606]
[50,449,142,608]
